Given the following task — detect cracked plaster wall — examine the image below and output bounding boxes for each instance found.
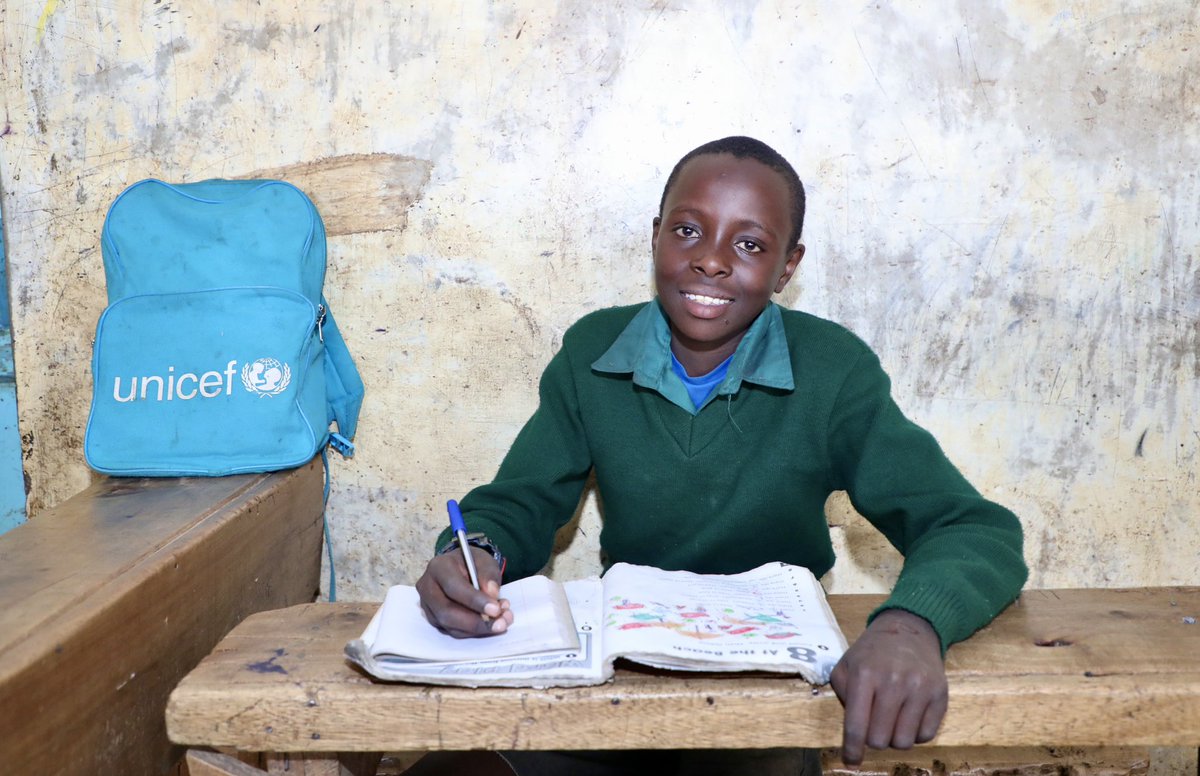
[1,2,1196,611]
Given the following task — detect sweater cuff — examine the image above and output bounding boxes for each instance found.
[870,582,970,655]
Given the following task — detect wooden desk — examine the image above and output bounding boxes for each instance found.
[0,459,324,776]
[166,587,1200,771]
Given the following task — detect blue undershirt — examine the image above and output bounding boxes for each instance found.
[670,352,733,409]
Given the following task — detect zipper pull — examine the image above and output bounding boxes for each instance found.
[317,304,326,342]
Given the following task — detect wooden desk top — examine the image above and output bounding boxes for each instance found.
[0,460,324,776]
[166,587,1200,753]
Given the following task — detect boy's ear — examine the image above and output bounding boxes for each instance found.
[651,216,662,248]
[774,243,806,294]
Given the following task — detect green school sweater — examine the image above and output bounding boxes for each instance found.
[449,301,1027,649]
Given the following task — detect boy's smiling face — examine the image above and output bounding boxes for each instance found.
[653,153,804,376]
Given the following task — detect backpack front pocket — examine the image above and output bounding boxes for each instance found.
[85,286,327,476]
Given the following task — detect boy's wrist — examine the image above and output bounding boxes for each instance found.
[437,532,506,574]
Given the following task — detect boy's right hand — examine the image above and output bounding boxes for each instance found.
[415,549,513,638]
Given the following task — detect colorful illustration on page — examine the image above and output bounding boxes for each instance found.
[606,596,804,641]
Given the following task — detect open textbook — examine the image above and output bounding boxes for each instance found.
[345,561,848,689]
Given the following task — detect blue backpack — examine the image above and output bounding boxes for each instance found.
[84,178,364,476]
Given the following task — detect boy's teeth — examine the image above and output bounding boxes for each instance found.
[684,292,731,306]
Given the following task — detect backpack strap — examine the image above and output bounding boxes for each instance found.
[319,297,364,458]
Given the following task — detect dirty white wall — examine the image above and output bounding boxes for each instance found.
[2,2,1197,607]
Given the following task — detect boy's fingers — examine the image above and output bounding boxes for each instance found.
[419,554,508,637]
[864,689,903,752]
[889,698,926,750]
[917,690,948,743]
[840,680,874,766]
[419,579,494,637]
[441,575,501,623]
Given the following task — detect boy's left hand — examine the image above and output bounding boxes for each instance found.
[828,608,947,766]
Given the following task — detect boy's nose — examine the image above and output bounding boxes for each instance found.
[692,245,732,276]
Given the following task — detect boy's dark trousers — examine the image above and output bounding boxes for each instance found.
[405,748,822,775]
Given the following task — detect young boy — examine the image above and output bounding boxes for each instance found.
[414,136,1027,775]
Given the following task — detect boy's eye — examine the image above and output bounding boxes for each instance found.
[672,225,699,239]
[736,239,763,254]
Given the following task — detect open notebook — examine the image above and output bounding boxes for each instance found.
[346,561,847,689]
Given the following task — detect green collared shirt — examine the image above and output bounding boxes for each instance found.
[590,299,794,414]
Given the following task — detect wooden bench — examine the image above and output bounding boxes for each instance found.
[0,458,325,776]
[165,586,1200,774]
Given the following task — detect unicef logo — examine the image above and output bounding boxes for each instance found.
[241,357,292,397]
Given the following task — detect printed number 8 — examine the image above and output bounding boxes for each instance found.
[787,646,816,664]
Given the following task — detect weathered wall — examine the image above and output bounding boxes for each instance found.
[1,2,1196,608]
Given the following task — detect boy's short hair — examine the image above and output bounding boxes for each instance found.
[658,136,806,249]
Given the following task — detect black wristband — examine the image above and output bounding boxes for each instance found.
[437,532,505,572]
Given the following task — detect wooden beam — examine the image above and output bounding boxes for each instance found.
[245,153,432,237]
[184,748,383,776]
[0,458,324,775]
[186,749,269,776]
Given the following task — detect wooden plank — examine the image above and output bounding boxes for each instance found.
[946,587,1200,676]
[0,474,276,640]
[263,752,382,776]
[245,153,432,237]
[166,587,1200,753]
[0,458,325,776]
[187,749,269,776]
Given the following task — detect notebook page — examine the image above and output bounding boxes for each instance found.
[367,574,579,662]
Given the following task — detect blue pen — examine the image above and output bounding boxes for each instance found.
[447,499,481,590]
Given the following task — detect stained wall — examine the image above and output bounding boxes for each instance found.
[1,2,1196,606]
